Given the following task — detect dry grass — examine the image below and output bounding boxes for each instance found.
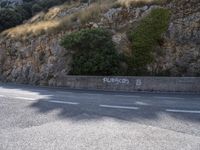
[117,0,170,7]
[0,0,170,40]
[1,20,59,40]
[0,2,81,40]
[1,15,77,40]
[43,2,81,21]
[0,0,114,40]
[78,0,114,24]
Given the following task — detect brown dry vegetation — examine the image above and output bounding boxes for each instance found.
[117,0,171,7]
[0,0,170,40]
[0,0,113,40]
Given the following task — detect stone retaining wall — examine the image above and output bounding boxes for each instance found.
[55,76,200,93]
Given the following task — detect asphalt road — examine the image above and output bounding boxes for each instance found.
[0,83,200,150]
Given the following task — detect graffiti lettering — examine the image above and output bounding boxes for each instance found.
[136,79,142,86]
[103,77,130,84]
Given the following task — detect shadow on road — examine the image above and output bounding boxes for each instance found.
[1,83,200,124]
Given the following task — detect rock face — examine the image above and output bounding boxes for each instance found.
[0,0,199,85]
[155,0,200,76]
[0,33,72,85]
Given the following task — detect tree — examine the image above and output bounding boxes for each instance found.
[61,28,122,75]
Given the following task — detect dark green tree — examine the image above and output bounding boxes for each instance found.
[61,28,122,75]
[0,8,22,32]
[31,3,43,14]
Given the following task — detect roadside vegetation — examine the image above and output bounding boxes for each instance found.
[0,0,70,32]
[0,0,170,39]
[0,0,114,40]
[117,0,171,7]
[0,0,171,76]
[127,8,171,75]
[61,8,171,76]
[61,28,123,75]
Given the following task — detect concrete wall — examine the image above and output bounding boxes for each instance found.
[55,76,200,93]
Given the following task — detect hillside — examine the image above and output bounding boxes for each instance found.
[0,0,71,32]
[0,0,23,6]
[0,0,199,85]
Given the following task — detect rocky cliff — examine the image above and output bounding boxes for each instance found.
[157,0,200,76]
[0,0,199,85]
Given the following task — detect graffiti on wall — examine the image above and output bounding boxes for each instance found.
[136,79,142,86]
[103,77,143,86]
[103,77,130,85]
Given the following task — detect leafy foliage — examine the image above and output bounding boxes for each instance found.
[127,8,171,75]
[61,28,122,75]
[0,8,22,32]
[0,0,70,32]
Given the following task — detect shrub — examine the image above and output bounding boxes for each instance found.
[39,0,62,11]
[117,0,172,7]
[0,8,22,32]
[0,0,70,32]
[15,5,31,20]
[127,8,171,75]
[32,3,43,14]
[61,28,122,75]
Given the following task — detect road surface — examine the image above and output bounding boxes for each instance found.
[0,83,200,150]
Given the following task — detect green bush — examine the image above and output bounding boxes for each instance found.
[61,28,122,75]
[128,8,171,75]
[15,5,31,20]
[0,8,22,32]
[0,0,70,32]
[32,3,43,14]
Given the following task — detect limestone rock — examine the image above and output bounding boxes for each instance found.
[0,0,199,86]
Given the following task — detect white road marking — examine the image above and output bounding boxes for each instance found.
[49,100,79,105]
[1,95,80,105]
[99,104,139,110]
[53,94,95,100]
[55,91,73,94]
[54,94,77,98]
[15,97,36,101]
[135,101,149,106]
[166,109,200,114]
[0,95,6,98]
[84,93,103,96]
[33,89,48,92]
[154,96,184,100]
[114,95,140,98]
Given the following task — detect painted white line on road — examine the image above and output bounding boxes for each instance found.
[54,94,93,100]
[55,91,73,94]
[49,100,79,105]
[135,101,149,106]
[83,93,103,96]
[15,97,36,101]
[32,89,48,93]
[99,104,139,110]
[166,109,200,114]
[154,96,184,100]
[114,95,141,98]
